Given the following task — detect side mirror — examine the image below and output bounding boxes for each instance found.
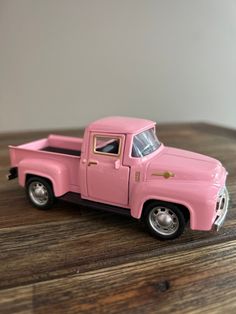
[114,159,121,170]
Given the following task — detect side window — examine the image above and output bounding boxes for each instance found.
[94,136,120,156]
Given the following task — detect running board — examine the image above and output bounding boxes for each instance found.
[59,192,131,217]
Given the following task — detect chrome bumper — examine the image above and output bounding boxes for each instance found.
[214,187,229,231]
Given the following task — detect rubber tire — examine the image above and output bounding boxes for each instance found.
[143,201,186,240]
[26,176,55,210]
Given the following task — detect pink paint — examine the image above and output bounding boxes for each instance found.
[8,116,229,238]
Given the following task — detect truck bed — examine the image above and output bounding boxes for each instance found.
[41,146,81,157]
[9,134,83,162]
[8,134,83,192]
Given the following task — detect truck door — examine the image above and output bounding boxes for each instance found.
[86,133,129,206]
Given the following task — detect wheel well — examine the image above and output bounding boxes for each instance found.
[142,199,190,223]
[25,174,53,189]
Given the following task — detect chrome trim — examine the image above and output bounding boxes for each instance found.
[214,187,229,231]
[135,171,140,182]
[88,160,98,166]
[152,171,175,179]
[28,181,49,206]
[149,206,179,236]
[93,135,122,157]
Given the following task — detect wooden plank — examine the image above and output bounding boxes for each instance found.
[0,287,32,314]
[1,240,236,314]
[0,208,229,290]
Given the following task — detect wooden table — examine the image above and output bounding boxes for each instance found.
[0,123,235,314]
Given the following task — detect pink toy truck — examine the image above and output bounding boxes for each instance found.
[7,117,229,239]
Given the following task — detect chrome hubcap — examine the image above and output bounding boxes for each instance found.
[29,181,49,206]
[149,207,179,236]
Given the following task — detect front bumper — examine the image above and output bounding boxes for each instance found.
[213,187,229,231]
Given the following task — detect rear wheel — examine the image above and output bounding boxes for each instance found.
[143,201,186,240]
[26,176,55,210]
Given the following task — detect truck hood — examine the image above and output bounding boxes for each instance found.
[147,147,225,184]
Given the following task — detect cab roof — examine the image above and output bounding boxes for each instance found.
[88,116,155,134]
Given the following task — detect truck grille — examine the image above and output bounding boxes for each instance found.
[214,187,229,231]
[216,187,227,211]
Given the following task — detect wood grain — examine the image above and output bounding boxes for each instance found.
[1,240,236,314]
[0,123,236,313]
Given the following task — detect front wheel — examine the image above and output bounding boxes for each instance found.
[26,176,55,210]
[143,201,186,240]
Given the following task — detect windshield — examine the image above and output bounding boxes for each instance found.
[132,128,161,158]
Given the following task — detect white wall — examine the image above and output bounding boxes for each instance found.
[0,0,236,132]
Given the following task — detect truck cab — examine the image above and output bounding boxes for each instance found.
[80,117,158,207]
[8,116,229,240]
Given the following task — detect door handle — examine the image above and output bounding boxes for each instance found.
[88,160,98,166]
[114,159,120,170]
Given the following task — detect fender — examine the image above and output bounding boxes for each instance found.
[18,158,70,197]
[130,180,219,231]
